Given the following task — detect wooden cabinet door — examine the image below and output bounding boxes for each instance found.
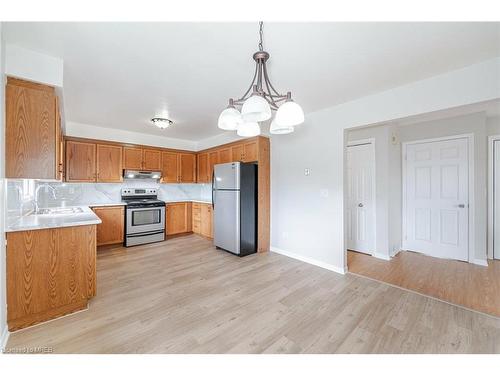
[161,152,179,183]
[143,149,161,170]
[243,141,258,162]
[6,225,96,330]
[231,144,244,162]
[200,204,213,238]
[218,148,232,164]
[192,203,201,234]
[6,77,57,179]
[208,151,219,181]
[96,144,123,182]
[92,206,124,246]
[179,153,196,183]
[197,153,208,183]
[166,203,190,235]
[66,141,96,182]
[123,147,143,170]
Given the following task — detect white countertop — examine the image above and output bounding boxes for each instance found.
[6,206,102,233]
[88,202,127,207]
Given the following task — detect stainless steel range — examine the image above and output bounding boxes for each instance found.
[122,188,165,247]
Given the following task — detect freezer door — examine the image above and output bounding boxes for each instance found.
[213,190,240,254]
[214,162,240,190]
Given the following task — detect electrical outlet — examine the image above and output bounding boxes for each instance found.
[304,168,310,176]
[282,231,289,239]
[320,189,329,198]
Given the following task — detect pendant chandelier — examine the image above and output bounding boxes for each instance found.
[218,22,304,136]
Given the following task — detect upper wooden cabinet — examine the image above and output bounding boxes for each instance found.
[161,152,179,183]
[243,141,258,162]
[66,141,97,182]
[66,140,123,183]
[161,151,196,183]
[123,147,161,171]
[179,153,196,183]
[231,144,244,162]
[123,147,143,170]
[208,151,219,181]
[5,77,62,179]
[96,144,123,182]
[197,153,209,183]
[143,149,161,170]
[218,147,232,164]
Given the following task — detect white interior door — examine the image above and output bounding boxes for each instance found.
[346,143,376,254]
[404,138,469,261]
[494,140,500,259]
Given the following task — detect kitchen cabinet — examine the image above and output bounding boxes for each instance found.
[218,147,232,164]
[179,153,196,182]
[123,147,144,170]
[208,151,219,181]
[161,152,179,183]
[243,141,258,162]
[92,206,125,246]
[193,202,213,238]
[231,144,244,162]
[197,152,209,183]
[96,144,123,182]
[6,225,97,331]
[123,147,161,171]
[143,149,161,170]
[166,202,192,235]
[200,203,213,238]
[66,141,97,182]
[5,77,62,180]
[162,152,197,183]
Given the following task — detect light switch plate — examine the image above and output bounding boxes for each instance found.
[320,189,329,198]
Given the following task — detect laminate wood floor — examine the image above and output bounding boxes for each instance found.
[6,235,500,353]
[348,250,500,317]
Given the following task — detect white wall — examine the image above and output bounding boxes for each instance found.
[271,57,500,273]
[66,121,198,151]
[0,22,8,348]
[5,44,63,87]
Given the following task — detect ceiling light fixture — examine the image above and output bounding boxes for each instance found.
[151,117,173,129]
[218,22,304,136]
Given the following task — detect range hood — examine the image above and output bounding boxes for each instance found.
[123,170,162,180]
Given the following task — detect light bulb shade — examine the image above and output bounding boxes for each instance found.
[237,122,261,137]
[218,107,243,130]
[270,120,294,135]
[274,101,304,127]
[241,95,271,122]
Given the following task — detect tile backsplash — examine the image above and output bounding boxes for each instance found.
[6,179,212,222]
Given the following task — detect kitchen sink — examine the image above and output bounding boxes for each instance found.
[34,207,84,215]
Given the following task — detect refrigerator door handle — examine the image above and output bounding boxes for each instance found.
[212,170,215,209]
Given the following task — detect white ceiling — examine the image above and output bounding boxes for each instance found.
[3,22,500,141]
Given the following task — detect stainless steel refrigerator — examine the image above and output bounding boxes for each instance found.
[212,162,257,256]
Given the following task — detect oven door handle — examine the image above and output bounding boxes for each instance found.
[127,206,166,212]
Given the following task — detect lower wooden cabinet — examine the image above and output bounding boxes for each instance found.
[6,225,97,331]
[92,206,125,246]
[192,202,213,238]
[166,202,192,235]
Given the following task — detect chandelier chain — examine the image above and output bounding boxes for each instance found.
[258,21,264,51]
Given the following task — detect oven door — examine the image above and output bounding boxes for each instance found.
[126,206,165,235]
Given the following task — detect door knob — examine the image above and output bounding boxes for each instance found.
[358,203,364,207]
[458,204,466,208]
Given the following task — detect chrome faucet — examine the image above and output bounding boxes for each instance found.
[33,184,57,213]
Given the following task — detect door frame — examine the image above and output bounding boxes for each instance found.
[488,135,500,259]
[402,133,475,263]
[346,138,376,255]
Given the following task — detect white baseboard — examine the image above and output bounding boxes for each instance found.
[270,246,346,275]
[0,325,9,353]
[471,258,488,267]
[373,252,391,261]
